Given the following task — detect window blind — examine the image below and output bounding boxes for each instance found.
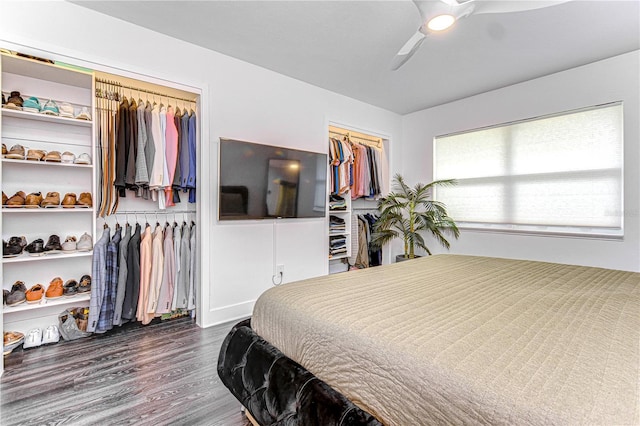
[434,102,623,237]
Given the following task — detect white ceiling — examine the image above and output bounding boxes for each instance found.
[73,1,640,115]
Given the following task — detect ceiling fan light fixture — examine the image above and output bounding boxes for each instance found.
[427,14,456,31]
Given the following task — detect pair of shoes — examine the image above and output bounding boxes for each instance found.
[61,192,92,208]
[22,96,42,113]
[46,277,64,298]
[4,144,25,159]
[5,281,27,306]
[44,235,62,252]
[25,192,43,208]
[77,275,92,293]
[3,91,23,110]
[4,191,26,206]
[25,284,45,304]
[20,97,57,115]
[23,325,60,349]
[63,279,78,297]
[26,149,46,161]
[43,151,61,162]
[76,233,93,251]
[3,236,27,257]
[41,191,60,207]
[25,238,45,255]
[41,99,59,116]
[75,107,91,121]
[62,236,77,252]
[24,235,62,255]
[3,331,25,355]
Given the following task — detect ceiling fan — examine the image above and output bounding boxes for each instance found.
[391,0,570,70]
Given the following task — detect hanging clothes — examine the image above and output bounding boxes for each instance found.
[187,111,197,203]
[113,223,131,326]
[137,225,153,324]
[87,227,111,333]
[164,106,179,207]
[122,223,141,321]
[156,224,175,314]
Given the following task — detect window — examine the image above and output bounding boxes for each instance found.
[434,102,623,238]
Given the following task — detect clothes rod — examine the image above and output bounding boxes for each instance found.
[95,78,197,103]
[329,130,382,147]
[110,210,196,215]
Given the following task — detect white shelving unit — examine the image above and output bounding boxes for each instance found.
[1,53,95,344]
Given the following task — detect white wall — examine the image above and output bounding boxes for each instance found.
[402,51,640,272]
[0,1,402,327]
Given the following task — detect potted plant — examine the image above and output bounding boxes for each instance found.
[371,174,460,261]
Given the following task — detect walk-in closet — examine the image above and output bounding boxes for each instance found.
[1,51,201,368]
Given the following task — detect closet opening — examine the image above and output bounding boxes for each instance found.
[327,124,390,274]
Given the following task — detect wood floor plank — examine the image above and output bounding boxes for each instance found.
[1,317,251,426]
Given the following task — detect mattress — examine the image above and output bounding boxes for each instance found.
[252,254,640,425]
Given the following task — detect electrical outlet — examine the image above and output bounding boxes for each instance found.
[276,264,285,275]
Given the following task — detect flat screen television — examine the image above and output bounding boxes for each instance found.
[218,138,327,220]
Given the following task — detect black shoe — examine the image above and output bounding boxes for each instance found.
[3,236,25,257]
[63,279,78,297]
[25,238,45,255]
[6,281,27,306]
[44,235,62,252]
[77,275,92,293]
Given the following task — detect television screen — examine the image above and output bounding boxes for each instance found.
[219,138,327,220]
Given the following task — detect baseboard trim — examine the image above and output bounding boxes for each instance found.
[201,299,255,328]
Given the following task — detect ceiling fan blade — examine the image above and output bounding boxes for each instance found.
[473,0,570,15]
[391,30,427,70]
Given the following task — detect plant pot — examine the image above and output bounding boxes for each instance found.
[395,254,421,263]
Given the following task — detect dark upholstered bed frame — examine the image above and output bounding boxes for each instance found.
[217,319,382,426]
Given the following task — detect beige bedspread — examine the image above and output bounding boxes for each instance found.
[252,255,640,425]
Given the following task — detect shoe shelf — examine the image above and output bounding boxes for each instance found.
[3,293,91,314]
[2,251,93,264]
[2,158,92,168]
[1,108,92,127]
[2,207,92,213]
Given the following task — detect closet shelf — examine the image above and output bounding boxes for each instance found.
[1,108,92,127]
[2,158,92,168]
[3,250,93,264]
[329,209,351,214]
[329,254,348,260]
[329,231,350,236]
[3,293,91,314]
[2,207,93,213]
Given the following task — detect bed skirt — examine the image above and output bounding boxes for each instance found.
[217,319,382,426]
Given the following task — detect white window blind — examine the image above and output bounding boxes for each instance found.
[434,102,623,238]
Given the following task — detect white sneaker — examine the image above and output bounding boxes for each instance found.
[74,153,91,165]
[59,102,74,118]
[60,151,76,164]
[74,107,91,121]
[76,233,93,252]
[42,325,60,345]
[23,328,42,349]
[61,236,77,252]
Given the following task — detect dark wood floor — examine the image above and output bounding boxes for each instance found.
[1,317,251,426]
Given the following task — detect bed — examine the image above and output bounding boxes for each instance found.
[218,254,640,425]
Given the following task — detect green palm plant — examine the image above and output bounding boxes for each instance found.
[371,174,460,259]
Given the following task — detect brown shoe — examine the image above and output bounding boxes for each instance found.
[45,277,64,299]
[5,144,25,160]
[76,192,93,208]
[43,151,61,162]
[6,191,26,207]
[2,143,6,155]
[2,191,7,205]
[26,149,46,161]
[40,191,60,207]
[62,193,77,208]
[26,284,44,304]
[24,192,43,208]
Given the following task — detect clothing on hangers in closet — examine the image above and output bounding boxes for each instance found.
[95,81,198,215]
[87,216,197,331]
[328,136,382,199]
